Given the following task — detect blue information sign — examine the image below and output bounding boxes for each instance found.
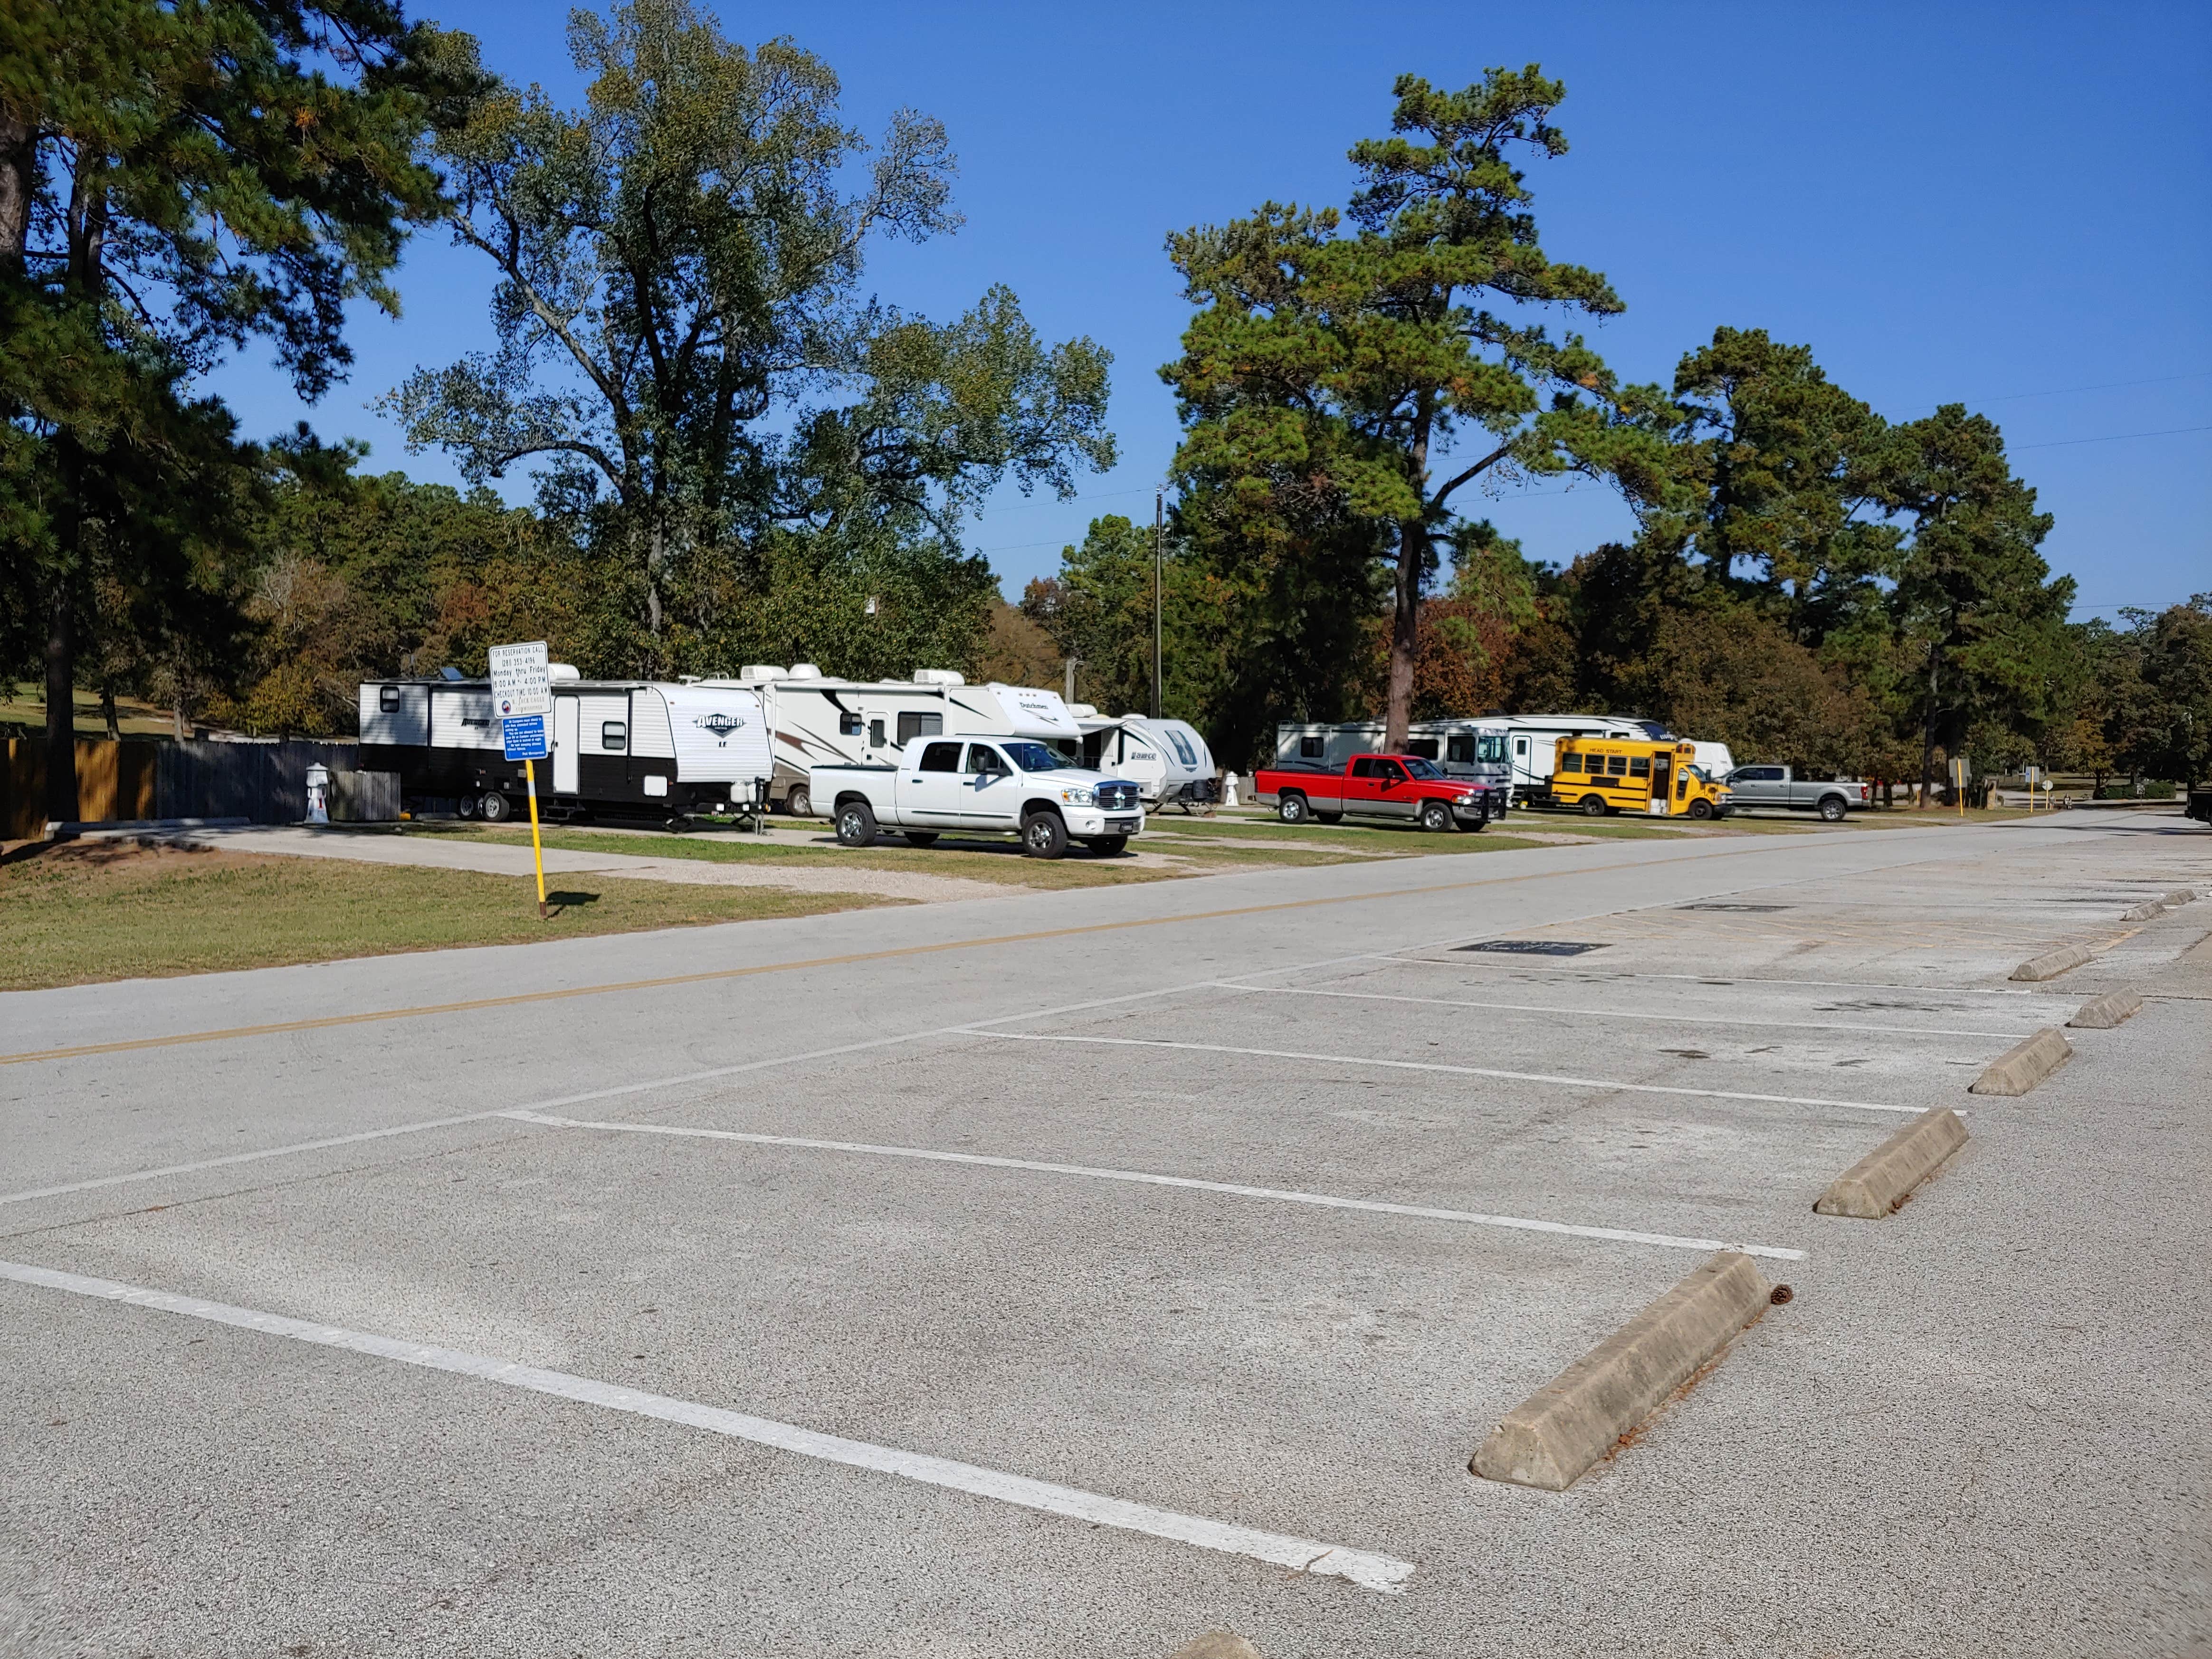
[502,713,550,762]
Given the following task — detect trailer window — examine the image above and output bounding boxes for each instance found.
[1164,727,1199,767]
[1405,738,1439,760]
[839,711,864,736]
[601,721,627,751]
[379,685,401,712]
[898,711,943,743]
[1299,735,1323,759]
[868,718,886,747]
[1446,734,1473,764]
[918,741,962,772]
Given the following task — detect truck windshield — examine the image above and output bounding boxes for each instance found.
[1402,757,1445,780]
[1001,741,1075,772]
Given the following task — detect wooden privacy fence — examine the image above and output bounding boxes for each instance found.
[3,738,373,838]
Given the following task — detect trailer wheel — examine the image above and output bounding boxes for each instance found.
[1580,794,1608,817]
[1083,836,1128,857]
[784,785,813,819]
[1021,810,1069,859]
[1688,797,1715,820]
[479,791,512,823]
[1419,800,1453,833]
[904,831,939,847]
[1817,794,1848,822]
[1278,792,1310,825]
[835,799,877,848]
[456,793,477,820]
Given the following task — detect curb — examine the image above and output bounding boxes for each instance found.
[2160,888,2198,907]
[1470,1251,1774,1492]
[2122,900,2166,922]
[2011,943,2093,982]
[2069,990,2144,1029]
[1814,1108,1968,1219]
[1969,1027,2073,1096]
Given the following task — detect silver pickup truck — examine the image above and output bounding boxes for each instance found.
[1723,766,1870,821]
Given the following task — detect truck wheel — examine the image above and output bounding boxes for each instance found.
[1314,810,1343,825]
[1580,794,1608,817]
[1688,798,1714,820]
[784,784,813,819]
[1278,792,1310,825]
[835,799,877,848]
[479,791,512,823]
[1818,794,1847,822]
[1420,800,1452,833]
[903,831,939,847]
[1021,811,1068,859]
[1083,836,1128,857]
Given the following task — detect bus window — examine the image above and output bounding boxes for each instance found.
[1606,754,1629,776]
[1630,756,1650,777]
[1557,753,1581,773]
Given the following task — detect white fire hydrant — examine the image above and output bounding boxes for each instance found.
[305,763,331,826]
[1221,771,1240,808]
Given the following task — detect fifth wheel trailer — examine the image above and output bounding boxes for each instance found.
[358,673,772,821]
[700,667,1086,817]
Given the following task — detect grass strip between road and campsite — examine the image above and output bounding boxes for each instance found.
[0,839,903,992]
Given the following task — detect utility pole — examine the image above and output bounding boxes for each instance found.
[1153,486,1164,720]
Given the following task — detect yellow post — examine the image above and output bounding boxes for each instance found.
[525,757,548,919]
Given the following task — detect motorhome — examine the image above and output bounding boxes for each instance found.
[704,667,1087,816]
[1073,710,1217,807]
[358,671,772,822]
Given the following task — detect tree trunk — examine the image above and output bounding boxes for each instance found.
[0,110,34,264]
[44,579,76,827]
[1384,520,1424,752]
[1916,646,1940,808]
[100,681,119,740]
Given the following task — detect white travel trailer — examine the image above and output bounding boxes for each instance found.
[1274,718,1514,799]
[358,672,772,822]
[1073,710,1216,807]
[706,667,1088,816]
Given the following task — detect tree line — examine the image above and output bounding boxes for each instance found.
[4,10,2205,818]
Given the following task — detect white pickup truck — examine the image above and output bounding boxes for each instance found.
[815,736,1145,858]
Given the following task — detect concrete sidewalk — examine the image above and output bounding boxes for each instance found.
[127,823,1010,904]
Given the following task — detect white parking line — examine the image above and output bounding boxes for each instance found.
[963,1031,1927,1116]
[503,1111,1807,1261]
[1379,958,2042,997]
[0,1258,1412,1594]
[1211,983,2037,1040]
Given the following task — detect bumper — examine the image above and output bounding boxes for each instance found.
[1069,810,1144,837]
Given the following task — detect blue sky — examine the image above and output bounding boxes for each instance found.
[210,0,2211,619]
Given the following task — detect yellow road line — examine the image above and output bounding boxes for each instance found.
[1,848,1748,1068]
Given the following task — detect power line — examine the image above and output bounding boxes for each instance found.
[1964,369,2212,405]
[2013,423,2212,450]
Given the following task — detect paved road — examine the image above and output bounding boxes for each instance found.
[3,813,2208,1657]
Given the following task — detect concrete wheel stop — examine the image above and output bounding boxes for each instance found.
[1470,1251,1777,1492]
[2011,943,2093,982]
[1814,1108,1968,1218]
[1969,1028,2073,1096]
[2069,990,2144,1029]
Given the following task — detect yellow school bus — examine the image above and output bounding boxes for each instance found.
[1550,738,1731,819]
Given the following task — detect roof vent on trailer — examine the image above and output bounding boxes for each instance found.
[741,665,788,681]
[786,663,822,679]
[549,663,581,683]
[912,668,965,686]
[1066,703,1098,718]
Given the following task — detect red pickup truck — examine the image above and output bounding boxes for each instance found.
[1254,754,1501,831]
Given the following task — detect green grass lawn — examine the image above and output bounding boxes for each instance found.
[0,840,901,991]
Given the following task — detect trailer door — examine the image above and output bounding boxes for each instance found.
[553,695,580,792]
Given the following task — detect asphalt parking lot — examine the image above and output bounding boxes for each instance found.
[3,811,2208,1657]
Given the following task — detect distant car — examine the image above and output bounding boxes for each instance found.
[1724,766,1869,822]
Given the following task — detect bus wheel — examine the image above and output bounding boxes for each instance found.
[1580,794,1608,817]
[1688,798,1714,820]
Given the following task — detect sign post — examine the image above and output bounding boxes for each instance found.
[2023,764,2041,812]
[489,641,553,919]
[1948,755,1970,819]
